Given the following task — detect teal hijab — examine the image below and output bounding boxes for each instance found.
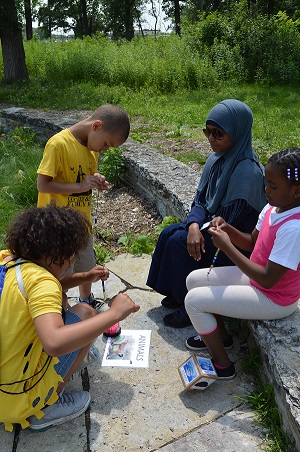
[195,99,266,215]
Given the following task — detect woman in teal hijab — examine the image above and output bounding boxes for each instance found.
[147,99,266,328]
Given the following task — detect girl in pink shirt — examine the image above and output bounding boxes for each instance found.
[184,147,300,379]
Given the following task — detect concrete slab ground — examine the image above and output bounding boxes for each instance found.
[0,254,267,452]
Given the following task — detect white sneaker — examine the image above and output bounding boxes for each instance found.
[28,391,91,431]
[79,293,109,313]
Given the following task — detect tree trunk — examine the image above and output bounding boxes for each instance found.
[80,0,90,36]
[174,0,180,36]
[196,0,203,13]
[124,0,134,40]
[24,0,33,40]
[0,0,29,82]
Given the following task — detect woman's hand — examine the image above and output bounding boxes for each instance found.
[187,223,205,261]
[110,293,140,321]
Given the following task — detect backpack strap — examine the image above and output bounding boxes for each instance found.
[15,258,27,301]
[0,258,30,300]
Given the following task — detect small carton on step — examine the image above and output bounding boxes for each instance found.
[178,354,218,390]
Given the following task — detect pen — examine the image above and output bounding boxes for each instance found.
[207,248,220,278]
[102,280,107,301]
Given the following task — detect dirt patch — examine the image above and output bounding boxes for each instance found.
[92,184,163,257]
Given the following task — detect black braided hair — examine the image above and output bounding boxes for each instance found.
[267,147,300,184]
[4,203,91,267]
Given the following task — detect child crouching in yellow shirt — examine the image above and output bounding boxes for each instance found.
[0,204,139,432]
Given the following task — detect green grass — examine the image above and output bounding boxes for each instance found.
[1,80,299,163]
[239,348,293,451]
[0,129,43,248]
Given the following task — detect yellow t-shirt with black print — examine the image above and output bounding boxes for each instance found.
[37,129,98,223]
[0,251,63,432]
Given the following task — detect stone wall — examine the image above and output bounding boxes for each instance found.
[1,104,299,449]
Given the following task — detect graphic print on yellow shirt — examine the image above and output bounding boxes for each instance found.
[37,129,98,222]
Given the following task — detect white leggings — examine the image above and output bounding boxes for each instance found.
[184,266,298,335]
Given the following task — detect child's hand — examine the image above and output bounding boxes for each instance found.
[210,216,227,229]
[110,293,140,320]
[79,174,109,192]
[86,265,109,283]
[208,226,232,250]
[94,173,109,191]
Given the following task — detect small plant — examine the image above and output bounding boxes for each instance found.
[238,347,293,451]
[155,215,181,236]
[93,243,111,264]
[166,124,191,138]
[117,233,155,256]
[99,147,125,186]
[8,126,36,145]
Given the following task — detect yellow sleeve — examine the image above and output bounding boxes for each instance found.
[22,266,63,319]
[37,136,63,179]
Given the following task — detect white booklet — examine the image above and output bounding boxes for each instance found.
[101,330,152,368]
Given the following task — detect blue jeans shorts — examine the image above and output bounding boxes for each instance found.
[54,310,82,378]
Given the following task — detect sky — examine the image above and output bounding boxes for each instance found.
[142,3,172,32]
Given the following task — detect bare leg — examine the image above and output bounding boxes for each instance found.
[215,315,232,341]
[57,302,97,392]
[201,327,231,367]
[57,344,91,393]
[79,282,92,300]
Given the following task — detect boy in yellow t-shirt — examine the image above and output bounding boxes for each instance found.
[0,204,139,432]
[37,104,130,309]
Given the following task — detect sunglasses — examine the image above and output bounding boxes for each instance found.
[203,128,226,140]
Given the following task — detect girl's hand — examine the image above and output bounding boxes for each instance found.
[208,226,232,250]
[187,223,205,261]
[86,265,109,283]
[210,216,227,229]
[110,293,140,320]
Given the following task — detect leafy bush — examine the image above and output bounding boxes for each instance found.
[181,8,300,84]
[99,147,125,186]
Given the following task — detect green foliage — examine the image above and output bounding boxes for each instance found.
[181,9,300,84]
[99,147,125,186]
[239,348,293,451]
[117,233,155,255]
[165,124,191,138]
[0,129,42,248]
[116,216,180,257]
[93,243,111,264]
[1,8,300,88]
[245,384,292,451]
[155,216,181,235]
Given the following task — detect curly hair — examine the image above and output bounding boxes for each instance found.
[5,203,91,266]
[268,147,300,184]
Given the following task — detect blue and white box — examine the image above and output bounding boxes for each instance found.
[178,354,218,390]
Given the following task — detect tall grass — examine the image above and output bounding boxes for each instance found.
[19,34,217,93]
[0,129,42,247]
